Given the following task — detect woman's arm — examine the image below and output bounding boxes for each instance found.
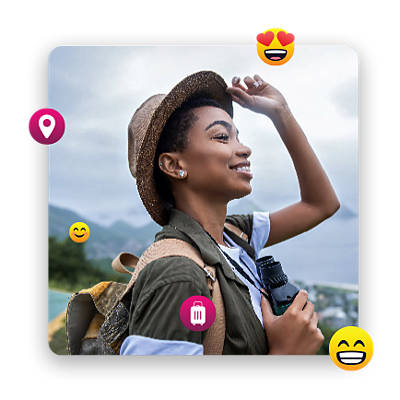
[226,75,340,247]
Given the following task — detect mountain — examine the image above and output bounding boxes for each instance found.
[49,205,160,259]
[227,196,266,214]
[330,204,358,220]
[49,197,266,259]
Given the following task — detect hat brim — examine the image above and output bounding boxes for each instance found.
[136,71,233,226]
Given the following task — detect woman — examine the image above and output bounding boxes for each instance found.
[121,71,340,355]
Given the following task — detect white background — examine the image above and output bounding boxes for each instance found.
[0,0,394,400]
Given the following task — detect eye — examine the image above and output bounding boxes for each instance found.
[73,228,78,231]
[214,134,229,141]
[338,340,349,347]
[354,340,365,347]
[80,227,86,231]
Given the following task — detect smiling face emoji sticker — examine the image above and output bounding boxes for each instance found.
[256,28,295,66]
[329,326,373,371]
[69,222,90,243]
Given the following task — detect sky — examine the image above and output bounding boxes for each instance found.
[48,46,358,228]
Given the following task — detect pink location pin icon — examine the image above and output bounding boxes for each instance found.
[29,108,65,145]
[39,114,56,138]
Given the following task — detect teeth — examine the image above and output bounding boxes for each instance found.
[337,351,366,365]
[233,166,251,172]
[264,50,286,54]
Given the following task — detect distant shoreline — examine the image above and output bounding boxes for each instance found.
[297,280,358,292]
[48,310,66,342]
[49,281,357,294]
[49,287,74,294]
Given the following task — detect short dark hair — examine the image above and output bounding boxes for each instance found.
[154,97,224,211]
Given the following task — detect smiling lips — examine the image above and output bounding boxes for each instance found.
[74,232,86,238]
[231,162,253,179]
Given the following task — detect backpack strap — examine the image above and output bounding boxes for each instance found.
[115,238,226,355]
[224,222,248,242]
[201,264,225,355]
[224,222,256,262]
[111,252,138,275]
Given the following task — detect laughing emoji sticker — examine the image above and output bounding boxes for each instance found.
[329,326,373,371]
[69,222,90,243]
[256,28,295,66]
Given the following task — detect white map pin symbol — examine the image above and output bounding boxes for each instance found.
[38,114,56,139]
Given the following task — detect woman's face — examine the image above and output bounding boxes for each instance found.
[178,106,253,202]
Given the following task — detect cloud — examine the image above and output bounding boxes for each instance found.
[330,76,358,118]
[48,46,358,226]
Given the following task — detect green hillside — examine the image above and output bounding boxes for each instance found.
[49,198,265,260]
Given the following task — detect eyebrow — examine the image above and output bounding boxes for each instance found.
[205,120,239,135]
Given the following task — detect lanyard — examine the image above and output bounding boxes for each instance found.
[203,229,266,297]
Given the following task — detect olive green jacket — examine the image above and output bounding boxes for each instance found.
[128,208,269,355]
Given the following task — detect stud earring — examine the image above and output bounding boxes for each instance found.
[179,170,185,178]
[160,162,164,170]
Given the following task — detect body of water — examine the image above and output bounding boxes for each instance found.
[48,289,73,322]
[259,217,358,285]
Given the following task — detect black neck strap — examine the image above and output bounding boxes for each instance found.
[202,228,263,293]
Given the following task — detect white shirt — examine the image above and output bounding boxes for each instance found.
[219,211,270,328]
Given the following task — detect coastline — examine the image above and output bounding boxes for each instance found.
[48,310,66,342]
[298,280,358,292]
[48,286,74,294]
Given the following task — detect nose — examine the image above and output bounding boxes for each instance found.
[235,141,252,159]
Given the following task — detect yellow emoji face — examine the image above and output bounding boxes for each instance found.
[69,222,90,243]
[256,28,295,66]
[329,326,373,371]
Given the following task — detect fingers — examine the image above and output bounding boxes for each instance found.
[228,74,267,93]
[253,74,267,87]
[290,290,309,312]
[288,292,320,334]
[313,316,325,348]
[260,290,277,326]
[231,76,247,91]
[243,75,264,90]
[302,298,315,320]
[311,311,319,328]
[226,74,268,108]
[225,86,252,108]
[227,76,250,105]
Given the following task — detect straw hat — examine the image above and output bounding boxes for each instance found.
[128,71,233,226]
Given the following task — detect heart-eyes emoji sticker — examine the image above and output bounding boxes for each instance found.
[256,28,295,66]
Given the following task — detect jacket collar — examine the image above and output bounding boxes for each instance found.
[158,208,239,281]
[168,208,223,265]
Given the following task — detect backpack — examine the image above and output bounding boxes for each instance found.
[66,238,226,355]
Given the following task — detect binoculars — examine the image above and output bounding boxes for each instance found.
[256,255,300,316]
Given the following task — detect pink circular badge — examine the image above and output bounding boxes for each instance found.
[180,295,216,332]
[29,108,65,145]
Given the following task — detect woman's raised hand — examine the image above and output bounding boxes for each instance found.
[226,75,288,120]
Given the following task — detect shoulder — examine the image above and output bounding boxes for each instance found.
[249,211,271,255]
[135,255,210,296]
[225,212,271,256]
[225,213,254,241]
[252,211,270,228]
[128,256,211,348]
[129,256,211,344]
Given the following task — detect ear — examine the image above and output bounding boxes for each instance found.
[158,153,186,179]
